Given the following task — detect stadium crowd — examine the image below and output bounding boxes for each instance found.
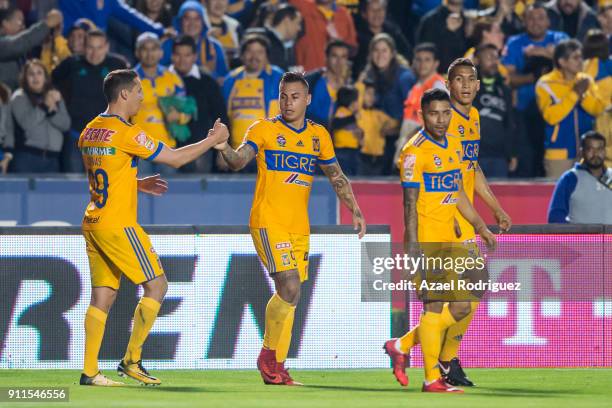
[0,0,610,179]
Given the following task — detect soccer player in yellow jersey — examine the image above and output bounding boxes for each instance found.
[384,88,496,393]
[78,69,229,386]
[214,71,367,386]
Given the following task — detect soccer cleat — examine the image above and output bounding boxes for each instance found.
[257,348,283,385]
[383,338,409,386]
[117,360,161,386]
[422,377,464,393]
[79,372,124,386]
[440,358,475,387]
[277,362,303,386]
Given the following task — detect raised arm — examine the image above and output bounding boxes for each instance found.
[474,166,511,231]
[319,161,366,238]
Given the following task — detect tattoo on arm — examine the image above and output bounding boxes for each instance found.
[221,143,256,171]
[403,188,419,243]
[320,162,361,216]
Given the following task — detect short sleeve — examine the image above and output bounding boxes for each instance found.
[399,145,422,188]
[501,38,521,69]
[317,127,337,165]
[242,120,265,154]
[117,126,164,161]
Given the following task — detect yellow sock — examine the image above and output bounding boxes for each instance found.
[263,293,292,351]
[275,306,296,362]
[418,309,456,383]
[398,325,419,354]
[123,297,161,363]
[83,306,108,377]
[439,302,478,362]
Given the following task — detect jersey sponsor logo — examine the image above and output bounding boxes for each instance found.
[276,134,287,147]
[134,132,156,151]
[284,173,312,187]
[229,96,264,110]
[82,128,115,143]
[403,154,416,180]
[265,150,317,176]
[461,140,480,161]
[423,169,461,192]
[83,215,100,224]
[433,154,443,169]
[312,137,320,152]
[441,193,458,204]
[81,146,116,156]
[275,242,292,250]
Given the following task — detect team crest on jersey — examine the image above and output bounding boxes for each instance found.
[433,154,443,169]
[458,125,465,136]
[134,132,155,151]
[281,253,291,266]
[312,137,320,152]
[276,134,287,147]
[403,154,416,179]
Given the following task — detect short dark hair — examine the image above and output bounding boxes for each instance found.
[413,42,439,61]
[0,6,18,25]
[580,131,606,149]
[447,57,477,80]
[172,35,197,54]
[325,39,350,58]
[280,71,309,91]
[240,33,270,57]
[421,88,450,110]
[583,29,609,60]
[474,43,499,57]
[553,39,582,68]
[336,85,359,108]
[86,28,108,43]
[525,1,548,16]
[271,4,299,27]
[103,69,138,103]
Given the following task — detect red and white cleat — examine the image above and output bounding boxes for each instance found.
[257,348,283,385]
[422,378,464,393]
[277,362,303,386]
[383,338,409,387]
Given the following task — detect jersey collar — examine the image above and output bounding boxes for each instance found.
[277,115,307,134]
[99,113,132,126]
[451,103,471,121]
[420,129,448,149]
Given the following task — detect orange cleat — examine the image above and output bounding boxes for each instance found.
[257,348,283,385]
[422,378,464,393]
[383,338,408,387]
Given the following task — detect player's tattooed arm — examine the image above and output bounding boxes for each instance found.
[216,142,256,171]
[320,162,367,238]
[403,187,419,245]
[475,166,512,232]
[457,186,497,250]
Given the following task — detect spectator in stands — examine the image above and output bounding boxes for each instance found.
[222,34,282,156]
[415,0,468,74]
[536,39,606,179]
[359,79,398,175]
[39,15,71,73]
[9,59,70,173]
[398,43,445,156]
[479,0,524,38]
[353,0,412,80]
[58,0,167,38]
[465,18,505,64]
[598,3,612,52]
[133,32,189,175]
[66,18,96,56]
[474,44,518,178]
[331,85,362,175]
[502,2,568,177]
[548,131,612,223]
[545,0,600,41]
[161,1,229,80]
[52,29,127,172]
[0,82,12,173]
[170,35,229,173]
[204,0,243,64]
[249,4,302,71]
[305,40,352,129]
[134,0,174,27]
[583,29,612,166]
[226,0,258,26]
[290,0,357,72]
[358,33,414,174]
[0,7,62,90]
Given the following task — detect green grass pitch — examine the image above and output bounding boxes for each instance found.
[0,369,611,408]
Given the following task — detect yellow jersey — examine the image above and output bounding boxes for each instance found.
[332,106,360,149]
[398,130,464,243]
[244,115,336,235]
[358,108,396,156]
[133,65,186,148]
[447,105,480,241]
[79,113,163,230]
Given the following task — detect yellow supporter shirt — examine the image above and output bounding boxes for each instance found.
[358,108,396,156]
[398,130,464,243]
[244,115,337,235]
[79,113,163,230]
[133,65,186,148]
[447,105,480,241]
[332,106,360,149]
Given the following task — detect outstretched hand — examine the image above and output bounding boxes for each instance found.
[206,118,230,149]
[137,174,168,196]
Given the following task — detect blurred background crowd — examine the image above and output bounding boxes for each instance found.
[0,0,609,179]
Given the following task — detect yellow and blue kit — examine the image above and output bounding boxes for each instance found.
[245,115,337,281]
[398,129,464,243]
[133,64,187,148]
[446,105,480,241]
[79,113,165,289]
[223,65,283,147]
